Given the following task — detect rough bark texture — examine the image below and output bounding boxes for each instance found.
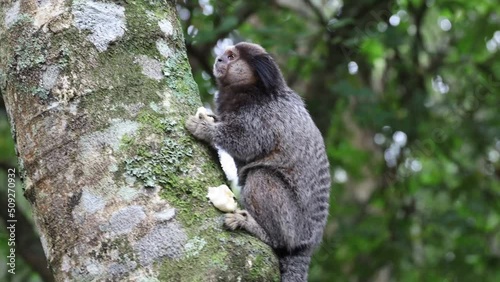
[0,0,279,281]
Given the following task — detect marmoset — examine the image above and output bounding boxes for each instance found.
[186,42,331,282]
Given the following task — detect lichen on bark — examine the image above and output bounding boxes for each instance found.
[0,0,278,280]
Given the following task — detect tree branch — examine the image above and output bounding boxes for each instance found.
[303,0,328,27]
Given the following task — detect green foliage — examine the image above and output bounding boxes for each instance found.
[181,0,500,281]
[0,118,15,157]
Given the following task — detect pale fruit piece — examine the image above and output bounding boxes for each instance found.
[207,185,237,212]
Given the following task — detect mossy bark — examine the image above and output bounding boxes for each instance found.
[0,0,279,281]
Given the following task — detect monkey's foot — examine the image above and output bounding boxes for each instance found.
[224,210,273,245]
[224,209,249,230]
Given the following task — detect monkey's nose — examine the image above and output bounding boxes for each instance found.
[217,58,223,62]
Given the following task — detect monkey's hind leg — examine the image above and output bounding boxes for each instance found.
[225,209,272,245]
[224,168,303,248]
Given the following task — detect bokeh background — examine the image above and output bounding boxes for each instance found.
[1,0,499,281]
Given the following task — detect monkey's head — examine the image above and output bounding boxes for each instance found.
[213,42,284,91]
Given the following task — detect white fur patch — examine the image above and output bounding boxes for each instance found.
[216,146,241,199]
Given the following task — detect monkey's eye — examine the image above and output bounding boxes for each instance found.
[227,54,235,60]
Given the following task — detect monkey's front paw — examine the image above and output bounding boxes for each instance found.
[185,114,214,141]
[224,209,249,230]
[185,115,201,134]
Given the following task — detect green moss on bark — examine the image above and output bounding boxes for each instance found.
[121,106,224,226]
[158,229,280,282]
[120,105,279,281]
[5,16,48,100]
[1,0,279,279]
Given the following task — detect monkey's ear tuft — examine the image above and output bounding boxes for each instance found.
[251,54,282,91]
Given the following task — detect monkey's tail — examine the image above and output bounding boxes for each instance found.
[278,254,311,282]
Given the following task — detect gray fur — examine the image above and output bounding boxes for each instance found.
[186,42,330,282]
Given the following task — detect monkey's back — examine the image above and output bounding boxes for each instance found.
[239,89,331,249]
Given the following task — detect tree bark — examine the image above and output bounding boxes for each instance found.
[0,0,278,281]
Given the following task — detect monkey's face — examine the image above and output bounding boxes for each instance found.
[213,46,256,86]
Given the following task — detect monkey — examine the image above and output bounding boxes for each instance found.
[185,42,331,282]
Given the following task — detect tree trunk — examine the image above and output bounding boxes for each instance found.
[0,0,278,281]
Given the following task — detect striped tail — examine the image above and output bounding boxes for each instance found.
[279,254,311,282]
